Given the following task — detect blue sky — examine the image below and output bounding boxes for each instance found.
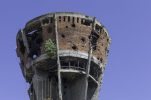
[0,0,151,100]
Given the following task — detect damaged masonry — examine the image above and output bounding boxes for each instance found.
[16,12,111,100]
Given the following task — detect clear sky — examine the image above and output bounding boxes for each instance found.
[0,0,151,100]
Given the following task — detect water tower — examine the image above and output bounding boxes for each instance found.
[16,12,111,100]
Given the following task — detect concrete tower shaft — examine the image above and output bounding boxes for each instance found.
[16,12,111,100]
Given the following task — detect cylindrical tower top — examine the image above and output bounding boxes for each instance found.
[16,12,111,100]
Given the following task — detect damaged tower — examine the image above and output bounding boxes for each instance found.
[16,12,110,100]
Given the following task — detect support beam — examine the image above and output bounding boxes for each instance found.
[21,29,30,54]
[53,14,63,100]
[84,17,96,100]
[91,75,102,100]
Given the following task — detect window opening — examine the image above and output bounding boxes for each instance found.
[68,16,70,22]
[77,18,79,23]
[59,16,61,22]
[61,61,69,67]
[63,16,66,22]
[72,17,75,23]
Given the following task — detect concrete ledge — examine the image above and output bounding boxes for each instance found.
[59,50,103,67]
[26,50,104,68]
[60,69,99,85]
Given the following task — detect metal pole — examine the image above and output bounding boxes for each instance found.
[53,14,63,100]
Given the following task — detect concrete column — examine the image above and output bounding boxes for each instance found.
[53,14,63,100]
[32,70,50,100]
